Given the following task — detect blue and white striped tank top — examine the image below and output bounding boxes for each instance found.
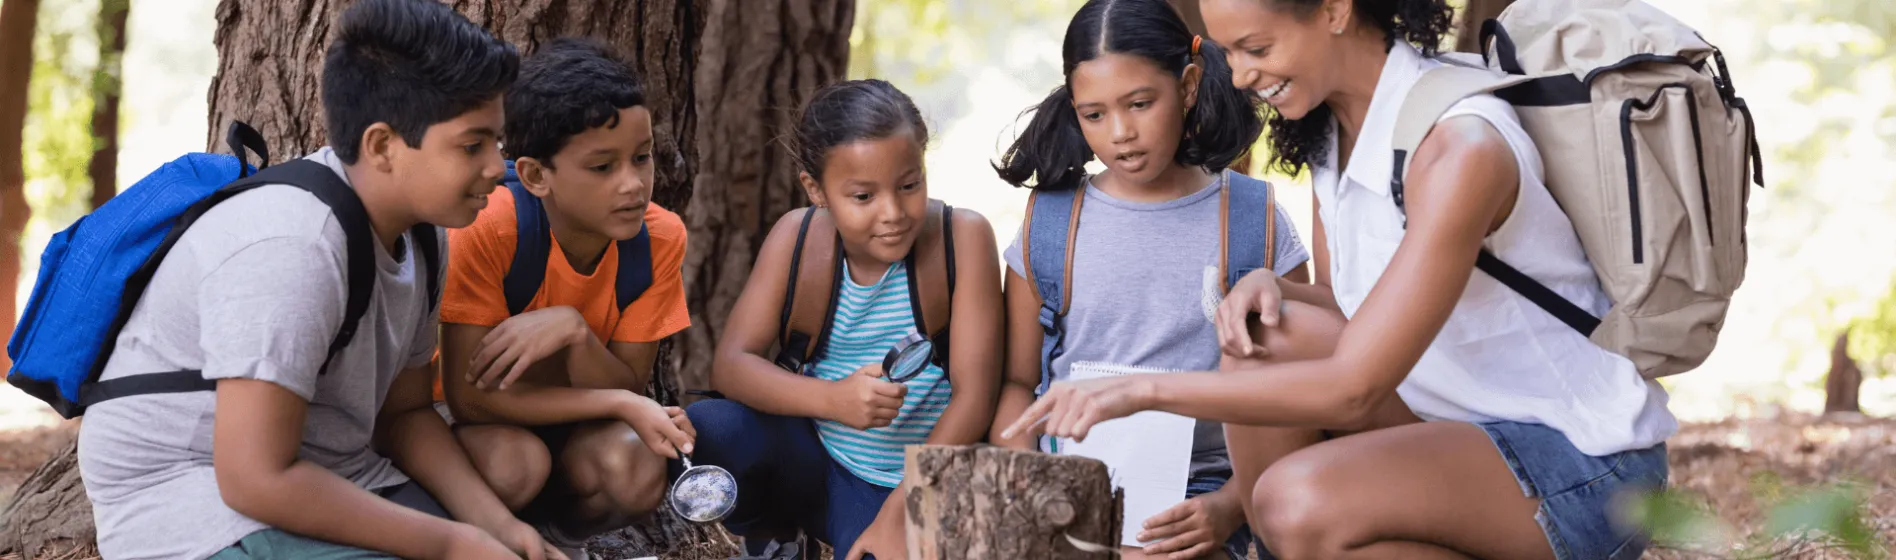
[810,260,951,488]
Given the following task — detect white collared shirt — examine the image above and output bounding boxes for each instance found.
[1313,43,1677,455]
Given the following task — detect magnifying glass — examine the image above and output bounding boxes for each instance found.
[881,331,935,383]
[668,447,736,523]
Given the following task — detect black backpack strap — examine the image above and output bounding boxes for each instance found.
[503,172,551,315]
[615,224,655,311]
[1474,249,1601,336]
[943,204,957,295]
[775,208,842,373]
[410,224,442,311]
[226,160,379,375]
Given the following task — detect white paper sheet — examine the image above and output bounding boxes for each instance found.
[1055,361,1194,548]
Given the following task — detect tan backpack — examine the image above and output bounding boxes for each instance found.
[1391,0,1763,378]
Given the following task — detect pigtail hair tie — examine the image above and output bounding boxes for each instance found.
[1191,35,1203,57]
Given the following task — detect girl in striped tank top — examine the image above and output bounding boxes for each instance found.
[682,79,1004,560]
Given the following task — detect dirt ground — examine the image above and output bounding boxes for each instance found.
[3,389,1891,559]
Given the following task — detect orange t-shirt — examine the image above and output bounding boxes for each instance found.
[434,189,691,398]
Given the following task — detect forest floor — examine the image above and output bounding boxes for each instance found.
[3,385,1891,560]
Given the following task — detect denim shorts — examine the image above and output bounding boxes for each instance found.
[1481,421,1669,560]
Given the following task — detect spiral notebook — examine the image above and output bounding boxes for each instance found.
[1055,361,1195,547]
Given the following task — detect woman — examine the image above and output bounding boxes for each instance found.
[999,0,1677,558]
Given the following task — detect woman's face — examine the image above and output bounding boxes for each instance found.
[1201,0,1348,121]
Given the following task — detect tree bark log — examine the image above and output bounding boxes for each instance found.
[0,440,91,558]
[1826,331,1862,414]
[905,445,1123,560]
[0,0,39,375]
[676,0,854,398]
[89,0,129,210]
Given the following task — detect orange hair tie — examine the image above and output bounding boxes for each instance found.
[1192,35,1203,57]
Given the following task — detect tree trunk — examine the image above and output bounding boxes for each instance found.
[676,0,854,398]
[1826,331,1862,414]
[0,0,39,375]
[90,0,130,210]
[0,440,92,559]
[905,445,1123,560]
[1456,0,1516,54]
[5,0,854,556]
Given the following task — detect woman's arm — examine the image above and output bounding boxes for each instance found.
[1007,115,1521,436]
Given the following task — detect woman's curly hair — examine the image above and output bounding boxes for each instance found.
[1262,0,1455,176]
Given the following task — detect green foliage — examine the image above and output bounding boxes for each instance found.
[24,0,102,228]
[1849,277,1896,377]
[1627,477,1886,559]
[849,0,1081,88]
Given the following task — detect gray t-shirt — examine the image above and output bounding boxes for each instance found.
[1004,175,1308,478]
[76,147,443,560]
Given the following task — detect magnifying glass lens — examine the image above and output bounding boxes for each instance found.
[883,334,934,383]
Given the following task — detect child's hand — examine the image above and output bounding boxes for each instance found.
[846,490,910,560]
[482,517,569,560]
[1217,268,1283,360]
[829,364,907,430]
[1135,489,1243,559]
[615,395,695,459]
[440,522,536,560]
[470,306,590,390]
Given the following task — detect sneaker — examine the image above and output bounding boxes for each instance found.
[733,530,807,560]
[539,522,593,560]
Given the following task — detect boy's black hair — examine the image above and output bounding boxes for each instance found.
[321,0,519,165]
[1257,0,1455,175]
[502,37,646,166]
[993,0,1262,192]
[791,79,929,181]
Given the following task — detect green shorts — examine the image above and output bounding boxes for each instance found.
[208,482,448,559]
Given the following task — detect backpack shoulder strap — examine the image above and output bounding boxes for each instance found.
[1022,185,1085,398]
[1393,66,1601,337]
[1021,187,1084,314]
[775,207,840,373]
[907,200,954,338]
[614,224,655,311]
[410,224,442,311]
[1391,65,1528,222]
[223,159,376,375]
[1219,171,1278,293]
[502,163,551,316]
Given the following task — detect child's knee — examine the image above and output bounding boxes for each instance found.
[456,425,552,510]
[564,427,667,515]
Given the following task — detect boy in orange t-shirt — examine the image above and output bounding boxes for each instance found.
[436,37,695,558]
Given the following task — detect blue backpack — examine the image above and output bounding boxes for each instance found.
[497,160,653,316]
[6,122,441,418]
[1020,170,1281,397]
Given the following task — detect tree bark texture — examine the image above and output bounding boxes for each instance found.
[0,440,91,558]
[905,445,1124,560]
[0,0,40,375]
[90,0,129,210]
[676,0,854,398]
